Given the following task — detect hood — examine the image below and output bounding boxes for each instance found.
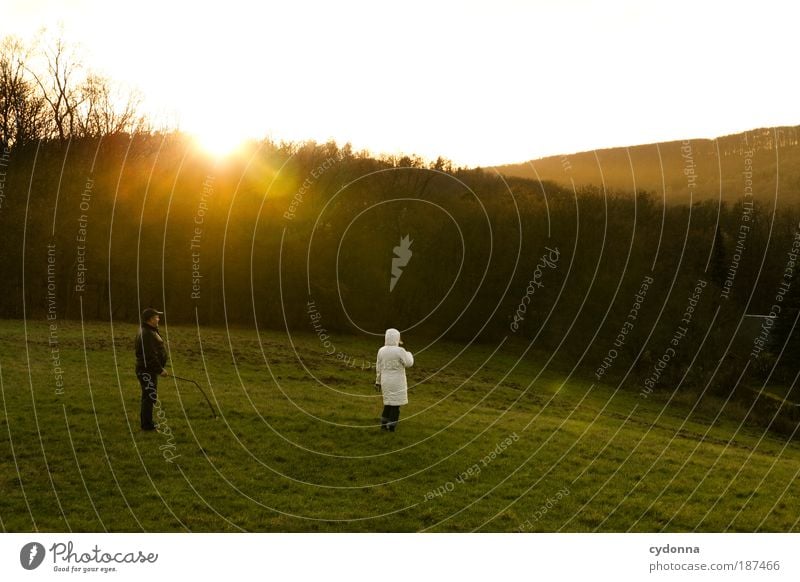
[384,328,401,347]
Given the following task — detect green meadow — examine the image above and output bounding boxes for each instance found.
[0,319,798,532]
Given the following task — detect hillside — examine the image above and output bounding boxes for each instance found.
[4,134,800,439]
[494,126,800,205]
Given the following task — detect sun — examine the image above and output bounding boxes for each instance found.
[191,125,248,158]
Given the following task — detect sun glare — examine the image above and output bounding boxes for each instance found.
[191,127,248,158]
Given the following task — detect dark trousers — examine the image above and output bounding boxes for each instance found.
[136,371,158,429]
[381,405,401,431]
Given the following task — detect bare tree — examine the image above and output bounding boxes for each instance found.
[0,36,48,147]
[27,34,85,141]
[76,73,145,137]
[3,31,151,145]
[0,37,25,146]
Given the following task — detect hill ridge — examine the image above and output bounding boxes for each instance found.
[493,125,800,204]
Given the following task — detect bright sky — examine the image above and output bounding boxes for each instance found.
[2,0,798,166]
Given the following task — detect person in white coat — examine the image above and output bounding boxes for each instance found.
[375,328,414,432]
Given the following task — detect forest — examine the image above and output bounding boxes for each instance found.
[2,33,799,435]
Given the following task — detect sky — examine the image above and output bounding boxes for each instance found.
[1,0,799,166]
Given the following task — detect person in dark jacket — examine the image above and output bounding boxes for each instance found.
[135,308,168,431]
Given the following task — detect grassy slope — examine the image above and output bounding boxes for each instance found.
[0,319,797,532]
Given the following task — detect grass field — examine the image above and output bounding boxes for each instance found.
[0,318,798,532]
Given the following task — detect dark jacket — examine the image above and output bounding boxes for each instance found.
[135,323,168,374]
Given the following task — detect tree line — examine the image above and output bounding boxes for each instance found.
[1,33,146,149]
[1,33,798,436]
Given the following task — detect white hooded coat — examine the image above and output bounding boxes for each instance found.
[376,328,414,406]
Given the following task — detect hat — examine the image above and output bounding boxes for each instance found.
[141,308,163,322]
